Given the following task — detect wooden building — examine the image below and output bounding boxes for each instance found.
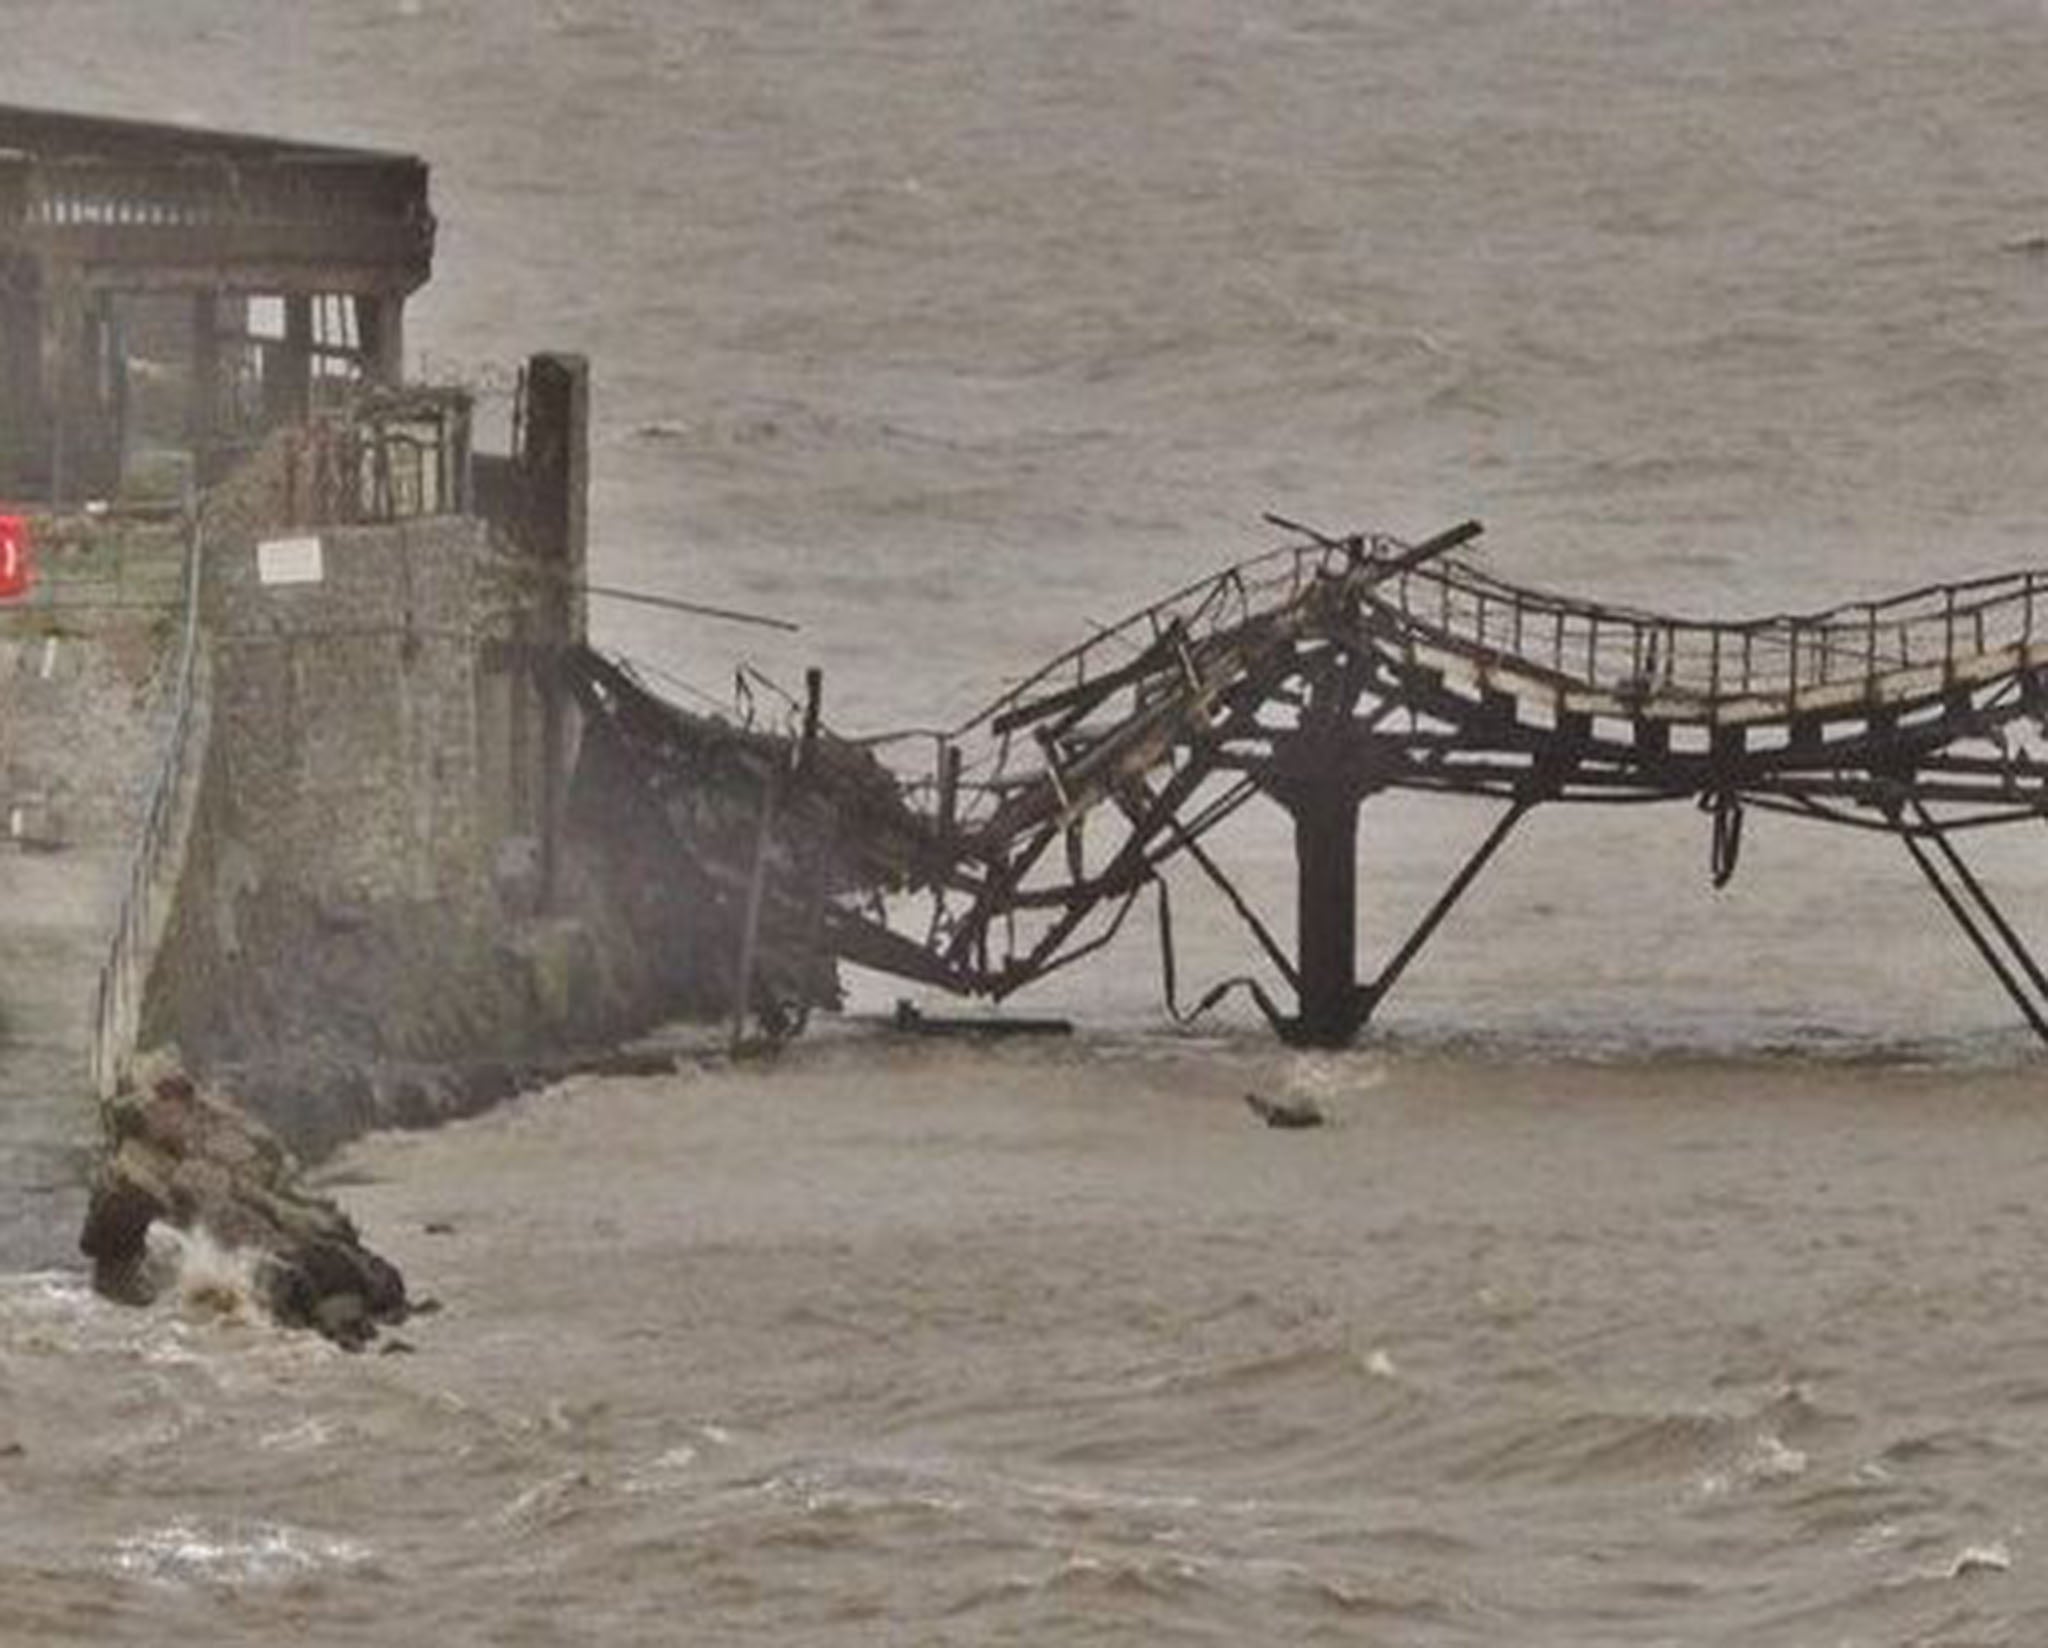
[0,104,433,501]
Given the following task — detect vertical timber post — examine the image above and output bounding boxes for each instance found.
[270,293,314,424]
[522,352,589,910]
[41,264,81,506]
[188,290,220,463]
[357,292,405,386]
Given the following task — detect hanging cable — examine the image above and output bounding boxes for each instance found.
[1704,789,1745,888]
[1154,877,1289,1033]
[579,580,798,633]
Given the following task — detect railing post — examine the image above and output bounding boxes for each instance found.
[937,741,961,843]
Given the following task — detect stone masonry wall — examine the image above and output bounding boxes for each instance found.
[204,514,508,908]
[129,415,667,1158]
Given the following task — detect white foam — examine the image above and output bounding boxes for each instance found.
[1696,1432,1807,1499]
[1744,1433,1809,1484]
[257,1417,338,1454]
[622,1442,699,1495]
[111,1519,373,1586]
[155,1226,268,1327]
[1948,1541,2013,1579]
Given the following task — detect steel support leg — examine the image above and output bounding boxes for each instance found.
[1911,798,2048,1007]
[1366,799,1530,1017]
[1894,811,2048,1046]
[1286,785,1365,1046]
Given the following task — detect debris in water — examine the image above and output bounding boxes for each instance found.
[1243,1091,1325,1129]
[891,1000,1073,1038]
[1948,1542,2012,1578]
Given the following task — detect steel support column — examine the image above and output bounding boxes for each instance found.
[1287,783,1366,1045]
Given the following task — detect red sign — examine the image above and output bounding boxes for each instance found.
[0,516,29,601]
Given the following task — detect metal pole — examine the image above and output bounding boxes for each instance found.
[1912,798,2048,1006]
[1366,800,1530,1013]
[1894,809,2048,1046]
[1289,782,1363,1046]
[730,766,780,1051]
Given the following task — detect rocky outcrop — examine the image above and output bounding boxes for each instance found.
[78,1058,407,1347]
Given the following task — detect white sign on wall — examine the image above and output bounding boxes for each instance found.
[257,535,325,586]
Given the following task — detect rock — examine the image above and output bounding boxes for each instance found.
[78,1153,170,1303]
[80,1062,408,1347]
[311,1292,371,1348]
[1243,1091,1325,1130]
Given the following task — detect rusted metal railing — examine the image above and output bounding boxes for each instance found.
[916,529,2048,850]
[1382,559,2043,710]
[88,515,209,1098]
[278,389,473,527]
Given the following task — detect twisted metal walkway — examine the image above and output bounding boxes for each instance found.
[830,519,2048,1045]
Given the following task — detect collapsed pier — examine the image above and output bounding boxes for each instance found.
[8,98,2048,1193]
[829,520,2048,1048]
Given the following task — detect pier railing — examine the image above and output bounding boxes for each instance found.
[1378,558,2045,711]
[88,514,210,1099]
[902,532,2048,847]
[273,388,474,527]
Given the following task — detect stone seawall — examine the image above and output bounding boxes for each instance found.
[129,433,689,1159]
[83,358,839,1180]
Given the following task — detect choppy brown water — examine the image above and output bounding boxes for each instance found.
[7,1,2048,1640]
[12,1045,2048,1643]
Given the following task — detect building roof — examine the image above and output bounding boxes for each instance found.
[0,103,422,167]
[0,103,434,295]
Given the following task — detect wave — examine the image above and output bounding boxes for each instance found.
[1435,1384,1833,1493]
